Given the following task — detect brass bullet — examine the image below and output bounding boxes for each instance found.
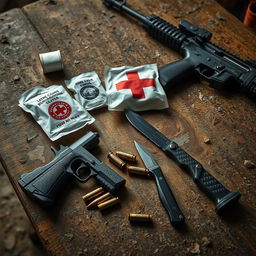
[108,152,126,170]
[82,187,105,202]
[98,197,120,210]
[127,166,150,176]
[115,151,137,162]
[128,213,152,222]
[87,192,113,209]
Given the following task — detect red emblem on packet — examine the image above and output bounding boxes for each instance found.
[115,71,156,99]
[48,101,72,120]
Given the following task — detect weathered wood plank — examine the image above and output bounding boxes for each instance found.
[0,0,256,255]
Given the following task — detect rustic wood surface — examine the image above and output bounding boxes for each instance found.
[0,0,256,255]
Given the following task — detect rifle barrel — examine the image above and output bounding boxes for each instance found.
[104,0,148,23]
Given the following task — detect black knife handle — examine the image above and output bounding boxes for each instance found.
[151,167,185,226]
[164,142,241,214]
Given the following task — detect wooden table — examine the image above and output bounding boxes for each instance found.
[0,0,256,255]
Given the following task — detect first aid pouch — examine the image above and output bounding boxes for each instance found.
[18,85,95,141]
[65,72,107,111]
[104,64,169,111]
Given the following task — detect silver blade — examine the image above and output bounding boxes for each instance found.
[134,141,159,171]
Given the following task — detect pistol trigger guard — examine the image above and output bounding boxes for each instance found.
[74,162,88,178]
[79,171,97,183]
[73,161,96,183]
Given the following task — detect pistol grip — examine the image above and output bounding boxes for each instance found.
[159,58,196,91]
[18,149,75,207]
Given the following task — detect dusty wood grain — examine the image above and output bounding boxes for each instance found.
[0,0,256,255]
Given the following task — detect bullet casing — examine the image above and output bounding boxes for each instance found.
[127,166,150,176]
[98,197,120,210]
[108,152,126,170]
[87,192,113,209]
[115,151,137,162]
[82,187,105,202]
[129,213,152,222]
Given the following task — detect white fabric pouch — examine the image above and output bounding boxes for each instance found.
[105,64,169,111]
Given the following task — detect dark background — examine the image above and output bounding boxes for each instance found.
[0,0,253,256]
[0,0,251,21]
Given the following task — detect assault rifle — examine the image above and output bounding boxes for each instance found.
[104,0,256,97]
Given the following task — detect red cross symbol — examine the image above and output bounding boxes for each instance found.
[55,105,66,115]
[48,101,72,120]
[115,72,156,99]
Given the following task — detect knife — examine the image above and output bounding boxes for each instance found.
[126,110,241,214]
[134,141,185,226]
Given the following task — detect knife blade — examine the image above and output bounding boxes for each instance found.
[134,141,185,226]
[126,110,241,214]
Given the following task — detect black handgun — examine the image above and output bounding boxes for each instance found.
[18,131,125,207]
[103,0,256,96]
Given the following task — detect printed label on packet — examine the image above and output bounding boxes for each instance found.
[65,72,107,111]
[18,85,95,141]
